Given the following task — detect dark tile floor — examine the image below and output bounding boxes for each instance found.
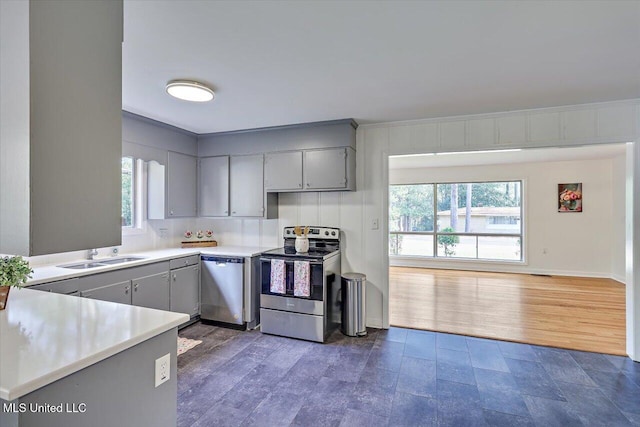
[177,323,640,427]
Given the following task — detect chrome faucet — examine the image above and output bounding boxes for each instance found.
[87,248,98,260]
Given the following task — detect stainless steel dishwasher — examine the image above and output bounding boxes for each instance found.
[200,255,245,325]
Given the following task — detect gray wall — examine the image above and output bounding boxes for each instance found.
[1,329,178,427]
[123,112,198,163]
[1,1,124,256]
[198,119,356,157]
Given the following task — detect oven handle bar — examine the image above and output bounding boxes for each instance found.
[260,257,323,266]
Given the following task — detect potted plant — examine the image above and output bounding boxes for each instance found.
[0,256,33,310]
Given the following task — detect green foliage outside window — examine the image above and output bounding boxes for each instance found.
[437,227,459,257]
[122,157,133,227]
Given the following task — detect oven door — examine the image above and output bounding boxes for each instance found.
[260,257,325,301]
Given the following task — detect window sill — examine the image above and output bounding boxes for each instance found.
[390,254,527,267]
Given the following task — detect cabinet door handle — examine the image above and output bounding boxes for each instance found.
[134,283,138,291]
[306,183,310,187]
[170,210,174,216]
[224,210,228,214]
[298,183,302,187]
[173,274,177,281]
[232,211,236,214]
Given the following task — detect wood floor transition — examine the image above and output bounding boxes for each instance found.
[389,267,626,355]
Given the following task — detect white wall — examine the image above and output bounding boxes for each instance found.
[356,99,640,360]
[389,157,617,278]
[612,154,627,283]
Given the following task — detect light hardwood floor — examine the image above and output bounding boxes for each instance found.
[389,267,627,355]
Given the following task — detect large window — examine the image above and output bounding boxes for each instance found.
[390,181,522,261]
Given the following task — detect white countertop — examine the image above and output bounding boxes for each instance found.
[27,246,274,286]
[0,288,189,401]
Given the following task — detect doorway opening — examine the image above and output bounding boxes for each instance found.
[387,144,628,355]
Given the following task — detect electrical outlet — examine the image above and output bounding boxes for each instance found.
[155,353,170,387]
[159,228,168,239]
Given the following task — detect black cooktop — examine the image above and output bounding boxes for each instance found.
[261,246,339,260]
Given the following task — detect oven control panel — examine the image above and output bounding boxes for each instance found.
[283,226,340,240]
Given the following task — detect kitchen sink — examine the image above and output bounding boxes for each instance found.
[98,256,146,265]
[58,261,110,269]
[57,256,146,270]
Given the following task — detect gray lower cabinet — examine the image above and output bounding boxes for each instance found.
[30,278,80,296]
[69,261,171,307]
[132,272,171,311]
[81,280,131,305]
[31,258,196,314]
[170,265,200,317]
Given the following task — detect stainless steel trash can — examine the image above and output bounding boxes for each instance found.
[341,273,367,337]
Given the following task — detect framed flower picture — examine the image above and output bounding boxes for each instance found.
[558,183,582,212]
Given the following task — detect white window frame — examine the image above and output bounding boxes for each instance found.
[389,180,524,263]
[122,158,147,236]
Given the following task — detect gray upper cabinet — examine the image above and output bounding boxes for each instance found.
[304,148,355,191]
[167,151,197,217]
[0,1,123,256]
[264,148,356,193]
[230,155,265,217]
[132,272,171,311]
[265,152,303,191]
[199,156,230,217]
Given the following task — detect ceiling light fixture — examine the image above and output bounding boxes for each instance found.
[166,80,215,102]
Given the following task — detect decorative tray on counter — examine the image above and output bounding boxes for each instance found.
[181,230,217,248]
[181,240,217,248]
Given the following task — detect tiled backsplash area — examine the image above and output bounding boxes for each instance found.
[22,217,195,267]
[20,217,283,268]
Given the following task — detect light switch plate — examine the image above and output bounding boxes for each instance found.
[155,353,170,387]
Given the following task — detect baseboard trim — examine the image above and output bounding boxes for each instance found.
[391,258,618,281]
[611,274,627,285]
[366,318,383,329]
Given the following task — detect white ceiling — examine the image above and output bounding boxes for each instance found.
[122,1,640,134]
[389,144,628,169]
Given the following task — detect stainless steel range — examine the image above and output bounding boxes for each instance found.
[259,226,341,342]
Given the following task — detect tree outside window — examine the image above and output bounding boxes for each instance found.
[389,181,522,261]
[122,157,134,227]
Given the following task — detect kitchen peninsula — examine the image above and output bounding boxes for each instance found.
[0,288,188,427]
